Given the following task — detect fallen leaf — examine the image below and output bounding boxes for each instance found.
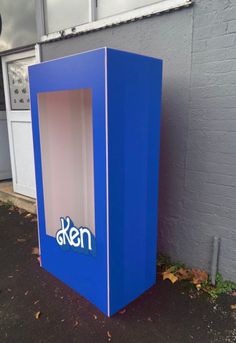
[176,268,192,281]
[34,300,39,305]
[191,269,208,285]
[74,320,79,327]
[25,290,29,296]
[163,271,178,284]
[32,247,39,255]
[25,213,32,218]
[119,308,127,315]
[93,314,98,320]
[35,311,41,319]
[107,331,112,341]
[196,284,201,291]
[17,238,26,243]
[231,304,236,310]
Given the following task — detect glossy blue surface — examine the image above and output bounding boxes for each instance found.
[29,49,108,314]
[29,48,162,316]
[107,49,162,315]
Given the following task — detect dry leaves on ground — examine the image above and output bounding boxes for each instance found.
[176,268,192,281]
[35,311,41,319]
[107,331,112,341]
[196,284,202,291]
[191,269,208,285]
[163,269,178,284]
[74,320,79,327]
[32,247,39,255]
[17,238,26,243]
[162,266,208,290]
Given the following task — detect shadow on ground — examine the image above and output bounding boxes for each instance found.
[0,205,235,343]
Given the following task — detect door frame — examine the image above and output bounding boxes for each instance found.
[0,110,11,180]
[1,49,36,197]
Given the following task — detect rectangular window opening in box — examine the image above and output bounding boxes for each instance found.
[37,89,95,237]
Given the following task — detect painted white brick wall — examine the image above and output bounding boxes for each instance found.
[185,0,236,281]
[156,0,236,283]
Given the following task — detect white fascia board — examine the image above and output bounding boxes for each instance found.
[40,0,192,43]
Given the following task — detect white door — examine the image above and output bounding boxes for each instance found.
[0,110,11,180]
[2,50,36,198]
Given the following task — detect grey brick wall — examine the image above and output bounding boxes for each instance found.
[184,0,236,281]
[40,0,236,282]
[159,0,236,282]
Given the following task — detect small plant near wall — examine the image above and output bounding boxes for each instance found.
[158,254,236,298]
[0,199,14,209]
[202,273,236,299]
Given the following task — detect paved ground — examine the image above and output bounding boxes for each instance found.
[0,204,236,343]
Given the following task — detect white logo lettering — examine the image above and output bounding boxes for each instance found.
[56,216,94,253]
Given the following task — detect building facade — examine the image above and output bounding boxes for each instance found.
[0,0,236,282]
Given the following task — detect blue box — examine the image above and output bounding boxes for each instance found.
[29,48,162,316]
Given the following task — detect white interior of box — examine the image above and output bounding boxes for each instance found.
[38,89,95,237]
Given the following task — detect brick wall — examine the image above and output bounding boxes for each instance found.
[161,0,236,281]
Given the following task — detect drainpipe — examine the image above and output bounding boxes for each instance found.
[35,0,46,41]
[211,236,220,286]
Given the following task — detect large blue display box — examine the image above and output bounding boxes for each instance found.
[29,48,162,316]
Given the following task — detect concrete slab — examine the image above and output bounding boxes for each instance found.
[0,180,36,214]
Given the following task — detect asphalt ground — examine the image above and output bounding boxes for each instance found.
[0,204,235,343]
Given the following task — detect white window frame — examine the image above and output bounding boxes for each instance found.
[40,0,192,43]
